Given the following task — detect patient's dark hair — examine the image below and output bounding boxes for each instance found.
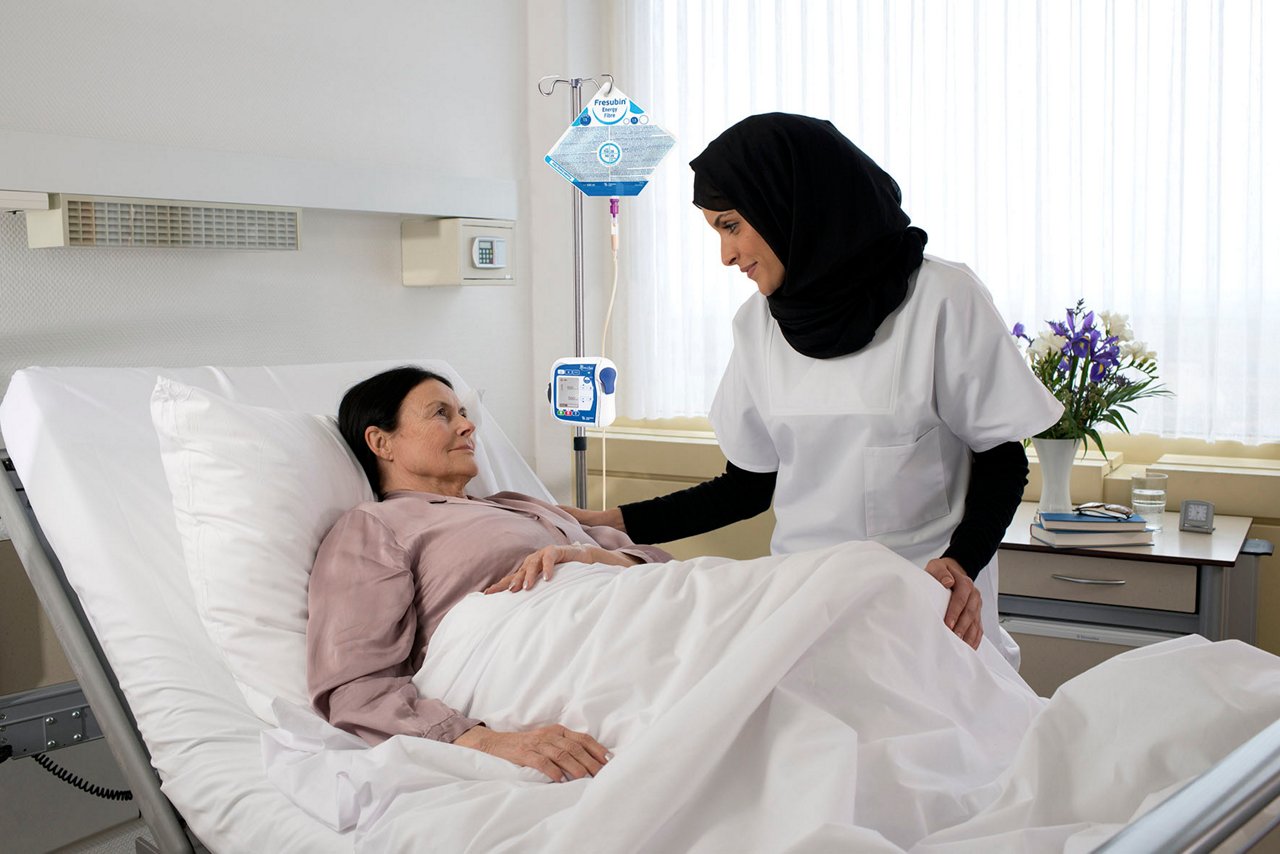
[338,366,454,495]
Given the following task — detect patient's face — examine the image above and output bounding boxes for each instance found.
[379,379,478,494]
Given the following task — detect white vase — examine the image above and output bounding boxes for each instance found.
[1032,437,1081,514]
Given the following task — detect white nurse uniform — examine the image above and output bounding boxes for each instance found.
[710,256,1064,666]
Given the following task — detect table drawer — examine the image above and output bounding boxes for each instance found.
[998,549,1197,612]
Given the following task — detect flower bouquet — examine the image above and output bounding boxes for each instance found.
[1012,299,1172,456]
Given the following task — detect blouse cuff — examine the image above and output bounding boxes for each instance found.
[430,713,484,744]
[617,544,674,565]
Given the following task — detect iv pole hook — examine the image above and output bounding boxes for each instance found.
[537,74,613,97]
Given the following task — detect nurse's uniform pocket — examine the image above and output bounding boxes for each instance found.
[863,427,950,537]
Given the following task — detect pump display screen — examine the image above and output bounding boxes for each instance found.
[550,358,615,427]
[557,375,582,408]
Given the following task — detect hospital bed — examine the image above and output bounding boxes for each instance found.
[0,358,1277,853]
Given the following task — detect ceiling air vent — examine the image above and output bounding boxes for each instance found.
[25,194,300,250]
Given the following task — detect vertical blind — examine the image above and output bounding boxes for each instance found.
[614,0,1277,444]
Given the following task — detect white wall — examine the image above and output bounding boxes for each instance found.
[0,0,537,458]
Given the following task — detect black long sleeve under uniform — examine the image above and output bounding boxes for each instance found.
[620,440,1030,580]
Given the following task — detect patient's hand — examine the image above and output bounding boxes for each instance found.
[483,543,640,594]
[454,723,609,782]
[923,558,983,650]
[559,505,626,532]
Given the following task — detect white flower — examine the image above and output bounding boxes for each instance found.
[1121,340,1156,361]
[1099,310,1133,342]
[1029,333,1068,360]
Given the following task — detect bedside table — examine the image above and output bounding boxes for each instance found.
[997,502,1272,696]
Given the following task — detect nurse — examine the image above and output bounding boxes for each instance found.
[567,113,1063,664]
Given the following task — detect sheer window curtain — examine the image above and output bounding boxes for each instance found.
[613,0,1277,444]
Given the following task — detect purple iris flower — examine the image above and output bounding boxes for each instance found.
[1089,361,1108,383]
[1097,341,1121,367]
[1011,322,1027,340]
[1086,328,1103,356]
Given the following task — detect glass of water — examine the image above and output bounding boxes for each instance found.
[1131,472,1169,531]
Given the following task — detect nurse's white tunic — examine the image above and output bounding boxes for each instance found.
[710,256,1063,666]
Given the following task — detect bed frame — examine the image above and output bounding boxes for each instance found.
[2,454,202,853]
[3,449,1279,854]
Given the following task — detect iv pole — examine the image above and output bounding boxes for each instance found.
[538,73,613,509]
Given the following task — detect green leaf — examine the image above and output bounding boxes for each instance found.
[1089,429,1107,458]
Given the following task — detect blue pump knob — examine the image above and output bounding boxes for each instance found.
[599,366,617,394]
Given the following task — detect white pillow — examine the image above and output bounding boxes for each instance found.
[150,376,375,725]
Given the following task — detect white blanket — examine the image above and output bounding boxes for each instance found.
[263,541,1280,853]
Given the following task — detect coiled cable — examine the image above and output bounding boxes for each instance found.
[31,751,133,801]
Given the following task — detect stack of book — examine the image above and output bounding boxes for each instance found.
[1029,511,1154,548]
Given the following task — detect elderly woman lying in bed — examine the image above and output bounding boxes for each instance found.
[307,366,674,784]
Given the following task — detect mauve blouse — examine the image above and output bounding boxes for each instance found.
[306,489,673,746]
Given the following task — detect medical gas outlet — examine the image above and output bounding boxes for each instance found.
[401,217,515,286]
[550,358,617,427]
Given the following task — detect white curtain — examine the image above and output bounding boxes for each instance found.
[614,0,1278,444]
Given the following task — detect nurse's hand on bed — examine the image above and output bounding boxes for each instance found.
[923,558,983,650]
[559,505,626,532]
[482,543,642,594]
[453,723,610,782]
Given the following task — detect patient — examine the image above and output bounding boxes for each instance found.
[307,366,673,783]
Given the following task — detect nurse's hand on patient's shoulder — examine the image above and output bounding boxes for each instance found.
[483,543,641,594]
[559,505,626,532]
[454,723,610,782]
[923,558,983,651]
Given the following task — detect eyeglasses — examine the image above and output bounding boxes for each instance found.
[1075,502,1135,519]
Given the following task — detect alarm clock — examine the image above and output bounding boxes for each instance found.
[1178,499,1215,533]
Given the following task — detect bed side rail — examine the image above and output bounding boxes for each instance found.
[0,452,198,854]
[1095,717,1280,853]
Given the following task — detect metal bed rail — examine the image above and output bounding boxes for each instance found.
[1,452,201,854]
[1093,719,1280,852]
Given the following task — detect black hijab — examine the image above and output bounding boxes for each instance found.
[691,113,927,359]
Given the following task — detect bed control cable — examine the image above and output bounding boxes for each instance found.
[29,751,133,801]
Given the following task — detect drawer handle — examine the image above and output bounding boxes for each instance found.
[1050,574,1127,586]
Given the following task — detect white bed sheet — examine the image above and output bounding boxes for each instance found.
[0,360,548,853]
[263,548,1280,853]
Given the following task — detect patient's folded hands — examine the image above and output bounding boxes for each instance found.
[483,543,641,594]
[453,723,610,782]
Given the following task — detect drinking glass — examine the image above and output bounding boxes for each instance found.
[1131,472,1169,531]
